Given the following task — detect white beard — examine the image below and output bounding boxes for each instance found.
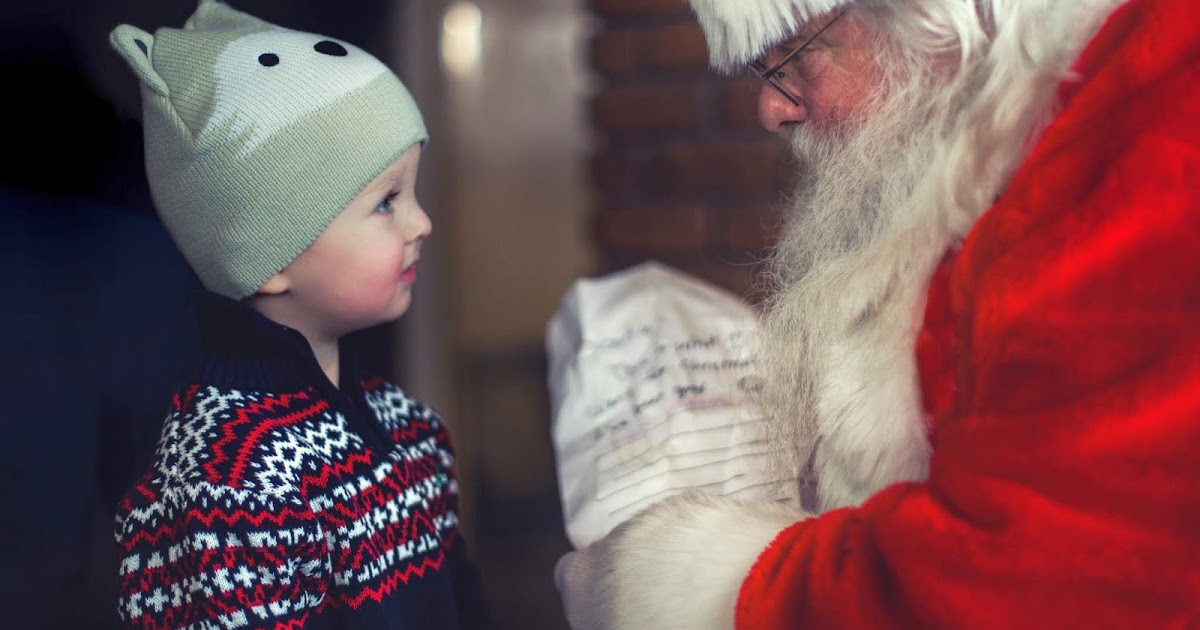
[757,0,1123,511]
[758,56,954,510]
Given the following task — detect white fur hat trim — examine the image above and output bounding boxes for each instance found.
[687,0,852,72]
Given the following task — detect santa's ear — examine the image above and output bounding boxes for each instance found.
[109,25,168,97]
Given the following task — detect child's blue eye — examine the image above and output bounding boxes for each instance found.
[376,193,397,214]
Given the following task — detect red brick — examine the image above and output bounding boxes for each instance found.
[672,260,763,300]
[592,29,638,75]
[591,151,641,196]
[655,140,786,194]
[588,1,797,294]
[645,23,709,70]
[589,0,690,18]
[592,84,700,130]
[716,204,785,251]
[719,78,764,128]
[596,253,768,301]
[594,205,712,252]
[594,23,710,76]
[777,150,803,190]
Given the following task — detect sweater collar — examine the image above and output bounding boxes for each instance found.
[191,291,365,403]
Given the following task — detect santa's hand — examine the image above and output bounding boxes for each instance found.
[552,493,804,630]
[555,542,609,630]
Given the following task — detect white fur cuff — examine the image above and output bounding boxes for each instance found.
[602,493,806,630]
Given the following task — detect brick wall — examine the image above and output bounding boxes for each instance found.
[588,0,792,300]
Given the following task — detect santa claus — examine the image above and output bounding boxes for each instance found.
[556,0,1200,627]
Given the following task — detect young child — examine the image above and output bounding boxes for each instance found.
[108,2,487,628]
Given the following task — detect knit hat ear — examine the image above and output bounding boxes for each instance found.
[109,25,167,96]
[185,0,273,31]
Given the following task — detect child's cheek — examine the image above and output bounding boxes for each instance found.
[365,244,408,298]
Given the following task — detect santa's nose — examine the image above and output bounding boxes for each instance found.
[758,83,805,132]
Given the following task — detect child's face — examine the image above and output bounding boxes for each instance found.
[275,145,430,337]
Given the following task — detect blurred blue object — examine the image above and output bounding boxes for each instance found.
[0,183,199,629]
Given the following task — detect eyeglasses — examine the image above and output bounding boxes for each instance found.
[748,12,845,107]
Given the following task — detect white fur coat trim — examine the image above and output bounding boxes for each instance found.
[687,0,850,71]
[588,494,805,630]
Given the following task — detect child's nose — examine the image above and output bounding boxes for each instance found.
[406,204,432,242]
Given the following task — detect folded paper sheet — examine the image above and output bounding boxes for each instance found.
[547,262,795,549]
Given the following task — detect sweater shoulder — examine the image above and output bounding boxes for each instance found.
[360,378,455,452]
[132,383,363,502]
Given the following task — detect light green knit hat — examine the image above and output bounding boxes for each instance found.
[110,0,428,299]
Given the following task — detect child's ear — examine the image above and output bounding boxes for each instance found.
[109,25,168,97]
[257,273,290,296]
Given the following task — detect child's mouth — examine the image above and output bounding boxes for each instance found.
[400,261,418,285]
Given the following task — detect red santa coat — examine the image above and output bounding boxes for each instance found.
[737,0,1200,626]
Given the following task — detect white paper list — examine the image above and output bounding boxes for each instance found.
[547,262,796,548]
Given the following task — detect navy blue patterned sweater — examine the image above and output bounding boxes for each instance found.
[114,294,487,629]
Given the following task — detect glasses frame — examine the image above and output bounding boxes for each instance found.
[749,12,846,107]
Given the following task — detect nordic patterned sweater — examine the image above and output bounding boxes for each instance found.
[114,293,487,629]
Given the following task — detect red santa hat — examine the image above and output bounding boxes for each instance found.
[688,0,853,72]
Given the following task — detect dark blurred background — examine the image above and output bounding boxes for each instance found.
[0,0,787,628]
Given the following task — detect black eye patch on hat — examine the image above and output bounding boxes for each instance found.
[314,40,347,56]
[257,40,346,67]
